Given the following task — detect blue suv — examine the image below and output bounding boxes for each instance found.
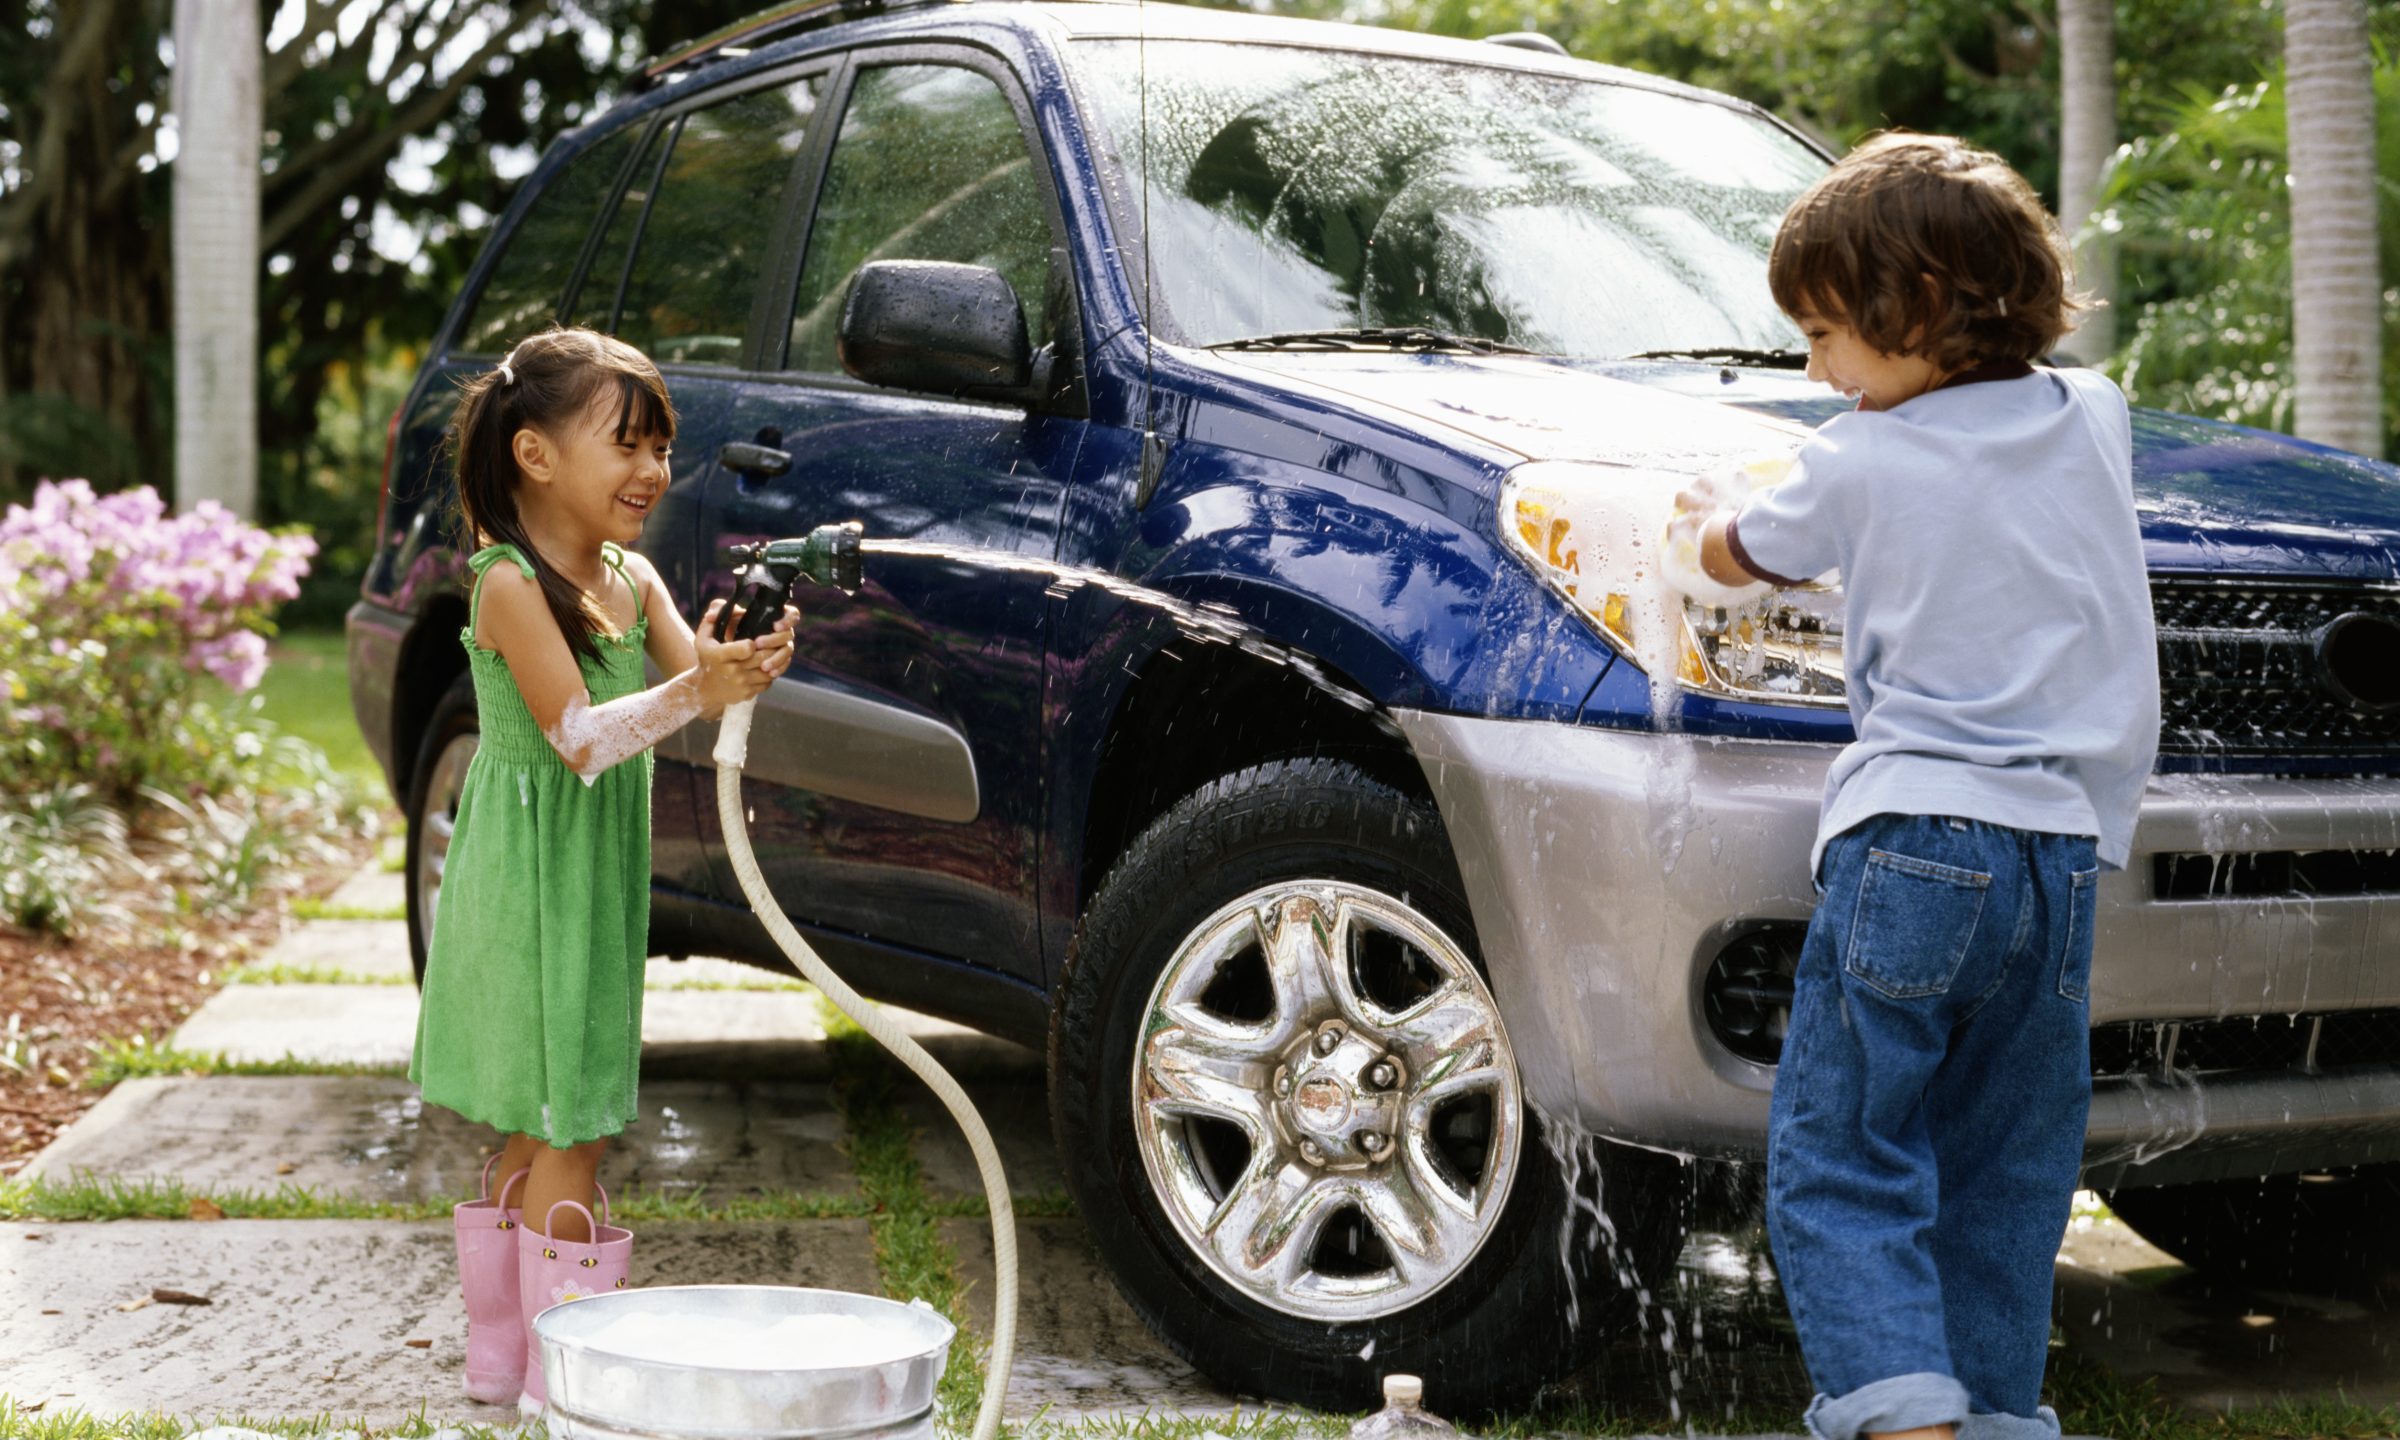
[350,0,2400,1408]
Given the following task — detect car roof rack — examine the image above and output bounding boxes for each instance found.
[642,0,1142,83]
[643,0,952,82]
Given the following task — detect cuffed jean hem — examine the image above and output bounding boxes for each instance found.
[1959,1406,2063,1440]
[1804,1373,1971,1440]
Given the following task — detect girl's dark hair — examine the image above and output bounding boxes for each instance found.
[447,326,677,663]
[1769,131,2089,372]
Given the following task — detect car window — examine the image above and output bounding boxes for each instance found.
[1072,40,1822,358]
[787,63,1052,375]
[568,123,672,336]
[612,76,822,367]
[459,124,642,355]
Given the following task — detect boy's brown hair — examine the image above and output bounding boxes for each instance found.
[1769,132,2087,372]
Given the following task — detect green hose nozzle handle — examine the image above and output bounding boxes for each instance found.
[715,520,865,641]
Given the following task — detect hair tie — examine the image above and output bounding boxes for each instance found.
[497,360,518,385]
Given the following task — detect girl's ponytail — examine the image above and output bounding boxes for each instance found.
[446,327,678,663]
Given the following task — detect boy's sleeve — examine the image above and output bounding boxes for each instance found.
[1725,431,1852,585]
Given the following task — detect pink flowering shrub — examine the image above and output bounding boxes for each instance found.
[1,479,317,802]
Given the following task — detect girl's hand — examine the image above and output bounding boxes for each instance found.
[753,606,799,680]
[693,601,767,709]
[693,602,799,708]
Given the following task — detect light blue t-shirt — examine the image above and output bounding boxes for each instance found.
[1728,364,2160,880]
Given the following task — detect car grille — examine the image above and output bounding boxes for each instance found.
[2088,1008,2400,1079]
[2153,576,2400,757]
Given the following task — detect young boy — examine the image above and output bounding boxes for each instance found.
[1677,133,2161,1440]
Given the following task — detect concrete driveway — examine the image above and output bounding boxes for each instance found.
[5,859,2396,1435]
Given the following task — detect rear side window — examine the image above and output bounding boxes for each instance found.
[787,64,1053,374]
[458,125,641,355]
[608,77,821,367]
[568,125,673,335]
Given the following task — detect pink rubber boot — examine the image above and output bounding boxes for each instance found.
[517,1192,633,1419]
[453,1157,530,1405]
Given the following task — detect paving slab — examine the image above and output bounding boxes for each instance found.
[324,866,406,915]
[20,1076,856,1204]
[0,1219,879,1426]
[170,985,832,1067]
[2055,1215,2400,1409]
[253,922,413,977]
[943,1215,1244,1418]
[907,1082,1064,1202]
[171,966,1038,1081]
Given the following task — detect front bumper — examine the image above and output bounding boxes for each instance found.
[1397,710,2400,1187]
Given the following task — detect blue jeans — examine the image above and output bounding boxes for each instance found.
[1767,814,2099,1440]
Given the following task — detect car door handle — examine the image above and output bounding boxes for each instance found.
[719,440,792,477]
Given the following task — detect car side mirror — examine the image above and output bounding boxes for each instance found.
[838,260,1038,401]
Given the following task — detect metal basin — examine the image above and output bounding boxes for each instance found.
[533,1285,956,1440]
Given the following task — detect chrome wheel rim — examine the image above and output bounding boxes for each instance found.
[415,730,478,932]
[1132,882,1522,1321]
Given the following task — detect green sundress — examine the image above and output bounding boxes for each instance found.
[409,542,653,1147]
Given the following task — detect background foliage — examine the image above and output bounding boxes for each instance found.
[1,0,2396,624]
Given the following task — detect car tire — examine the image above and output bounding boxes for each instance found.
[1050,757,1684,1412]
[2106,1166,2400,1295]
[403,674,478,987]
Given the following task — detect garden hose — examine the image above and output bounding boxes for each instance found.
[711,694,1018,1440]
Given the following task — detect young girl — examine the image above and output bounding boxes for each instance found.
[408,326,795,1410]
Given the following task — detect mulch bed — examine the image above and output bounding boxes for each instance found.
[0,837,379,1178]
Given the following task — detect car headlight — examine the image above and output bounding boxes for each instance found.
[1498,460,1847,709]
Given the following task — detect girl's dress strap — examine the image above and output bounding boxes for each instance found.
[466,544,535,634]
[601,541,645,625]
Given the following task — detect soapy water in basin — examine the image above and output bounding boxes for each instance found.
[573,1310,927,1371]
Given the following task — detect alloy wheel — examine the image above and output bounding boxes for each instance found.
[1131,881,1522,1321]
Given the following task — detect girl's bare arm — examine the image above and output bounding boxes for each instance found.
[478,563,793,783]
[631,551,796,719]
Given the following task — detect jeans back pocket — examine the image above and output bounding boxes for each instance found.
[1843,848,1993,1000]
[2058,865,2101,1002]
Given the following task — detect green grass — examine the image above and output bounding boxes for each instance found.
[0,1171,874,1225]
[254,628,381,792]
[83,1038,406,1088]
[0,1173,453,1222]
[0,1398,531,1440]
[932,1189,1076,1220]
[824,1008,990,1429]
[1018,1414,1339,1440]
[220,961,411,986]
[288,897,405,922]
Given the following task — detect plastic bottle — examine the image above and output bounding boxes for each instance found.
[1349,1374,1463,1440]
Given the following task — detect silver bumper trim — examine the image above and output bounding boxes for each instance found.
[1397,708,2400,1179]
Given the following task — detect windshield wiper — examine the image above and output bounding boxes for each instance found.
[1629,346,1809,368]
[1211,327,1536,356]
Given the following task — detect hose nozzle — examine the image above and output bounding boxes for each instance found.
[715,521,865,640]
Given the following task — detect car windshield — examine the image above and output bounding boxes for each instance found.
[1072,40,1826,359]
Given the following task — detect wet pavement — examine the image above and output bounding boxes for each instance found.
[4,859,2396,1433]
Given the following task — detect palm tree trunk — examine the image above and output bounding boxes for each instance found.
[2058,0,2117,362]
[171,0,262,515]
[2285,0,2383,458]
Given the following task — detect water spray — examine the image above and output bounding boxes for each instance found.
[709,521,1019,1440]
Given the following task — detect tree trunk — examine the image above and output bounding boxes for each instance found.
[171,0,262,516]
[0,0,171,503]
[2285,0,2383,458]
[2057,0,2117,361]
